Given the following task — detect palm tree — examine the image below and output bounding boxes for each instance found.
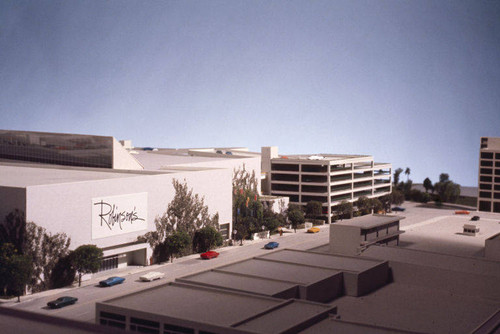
[404,167,411,182]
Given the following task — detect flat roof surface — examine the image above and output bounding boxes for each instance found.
[177,270,297,296]
[398,214,500,257]
[234,300,334,334]
[103,283,281,327]
[335,214,403,229]
[259,249,384,272]
[271,154,371,162]
[217,258,340,284]
[332,283,500,334]
[133,150,237,170]
[362,245,500,278]
[0,164,150,187]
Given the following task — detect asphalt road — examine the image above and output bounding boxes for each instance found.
[7,226,330,324]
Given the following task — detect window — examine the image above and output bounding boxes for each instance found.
[480,175,492,182]
[130,317,159,334]
[163,324,194,334]
[481,152,493,159]
[480,191,491,198]
[481,168,493,175]
[480,183,492,190]
[100,311,126,329]
[479,201,491,212]
[481,160,493,167]
[99,256,118,272]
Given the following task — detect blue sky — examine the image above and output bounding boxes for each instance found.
[1,1,499,186]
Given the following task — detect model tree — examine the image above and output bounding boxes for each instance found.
[393,168,403,187]
[337,201,353,221]
[423,177,433,193]
[192,226,223,253]
[0,243,32,302]
[356,196,371,215]
[163,230,191,263]
[140,179,219,260]
[305,201,322,220]
[70,244,103,287]
[287,205,304,233]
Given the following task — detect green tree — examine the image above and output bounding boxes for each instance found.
[305,201,322,219]
[404,167,411,182]
[193,226,223,253]
[356,196,371,215]
[370,198,383,213]
[0,210,26,253]
[0,210,71,292]
[163,230,191,263]
[233,217,252,245]
[287,205,304,233]
[140,179,219,259]
[8,253,32,302]
[336,201,353,220]
[423,177,433,193]
[379,195,392,212]
[434,173,461,203]
[393,168,403,187]
[0,243,32,302]
[70,245,103,287]
[391,189,405,206]
[49,254,76,289]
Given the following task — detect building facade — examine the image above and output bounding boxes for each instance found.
[0,130,262,275]
[261,147,392,223]
[478,137,500,213]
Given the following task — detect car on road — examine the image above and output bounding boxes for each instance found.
[471,216,480,221]
[47,296,78,309]
[307,227,320,233]
[264,241,279,249]
[99,276,125,287]
[392,207,406,212]
[139,272,165,282]
[455,210,470,215]
[200,251,219,259]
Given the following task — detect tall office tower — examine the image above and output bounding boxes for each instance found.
[478,137,500,213]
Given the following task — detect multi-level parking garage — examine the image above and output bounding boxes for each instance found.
[261,147,391,224]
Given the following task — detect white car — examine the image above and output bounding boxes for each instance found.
[139,271,165,282]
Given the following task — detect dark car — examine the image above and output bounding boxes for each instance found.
[200,251,219,259]
[471,216,480,221]
[264,242,279,249]
[99,276,125,287]
[47,296,78,309]
[392,207,406,212]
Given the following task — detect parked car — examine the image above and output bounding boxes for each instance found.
[307,227,320,233]
[139,272,165,282]
[264,241,279,249]
[200,251,219,259]
[99,276,125,287]
[455,210,470,215]
[471,216,480,221]
[47,296,78,309]
[392,207,406,212]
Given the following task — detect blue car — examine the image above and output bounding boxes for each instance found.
[99,276,125,287]
[392,207,405,212]
[264,241,279,249]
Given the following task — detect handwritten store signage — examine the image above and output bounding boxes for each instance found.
[91,193,148,239]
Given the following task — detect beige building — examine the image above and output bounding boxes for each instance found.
[329,215,404,255]
[261,147,392,223]
[478,137,500,213]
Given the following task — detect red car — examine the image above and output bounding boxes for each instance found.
[200,251,219,259]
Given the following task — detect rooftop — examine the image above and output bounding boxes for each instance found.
[0,163,158,187]
[334,214,403,229]
[272,153,372,162]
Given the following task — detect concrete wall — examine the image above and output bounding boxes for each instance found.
[112,138,143,170]
[330,225,361,255]
[299,273,343,303]
[24,168,232,250]
[485,233,500,261]
[0,186,26,221]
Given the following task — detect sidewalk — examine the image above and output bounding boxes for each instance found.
[0,224,324,305]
